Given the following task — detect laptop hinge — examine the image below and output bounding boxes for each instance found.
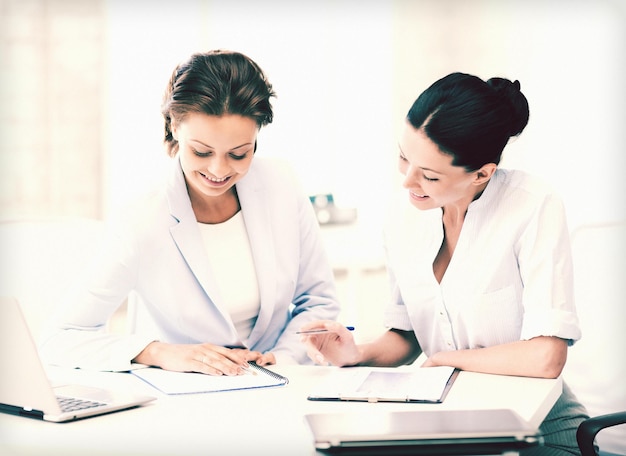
[0,403,45,420]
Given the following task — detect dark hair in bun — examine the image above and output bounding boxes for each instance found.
[407,72,530,170]
[486,77,529,137]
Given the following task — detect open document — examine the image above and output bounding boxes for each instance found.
[132,362,288,395]
[308,365,458,403]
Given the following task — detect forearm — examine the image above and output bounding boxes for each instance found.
[426,336,568,378]
[40,328,153,371]
[357,329,421,367]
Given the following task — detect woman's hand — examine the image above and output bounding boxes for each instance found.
[237,349,276,367]
[299,320,361,367]
[133,342,270,376]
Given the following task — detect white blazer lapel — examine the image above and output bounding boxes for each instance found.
[236,167,277,345]
[166,158,234,329]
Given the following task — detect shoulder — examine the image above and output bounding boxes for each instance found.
[106,183,173,239]
[494,169,558,198]
[481,169,569,234]
[108,156,183,224]
[239,157,306,200]
[247,156,299,184]
[485,169,564,212]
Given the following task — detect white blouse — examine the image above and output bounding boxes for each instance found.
[382,168,581,356]
[198,211,260,340]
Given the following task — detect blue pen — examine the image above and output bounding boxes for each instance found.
[296,326,355,335]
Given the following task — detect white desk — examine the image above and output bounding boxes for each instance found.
[0,365,562,456]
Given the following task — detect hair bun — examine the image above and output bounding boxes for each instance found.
[487,77,529,137]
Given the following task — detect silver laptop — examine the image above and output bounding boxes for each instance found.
[305,409,543,454]
[0,297,155,422]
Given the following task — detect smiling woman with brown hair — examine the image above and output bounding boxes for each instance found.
[40,50,339,375]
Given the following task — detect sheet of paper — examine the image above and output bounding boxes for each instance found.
[308,365,457,403]
[132,364,288,395]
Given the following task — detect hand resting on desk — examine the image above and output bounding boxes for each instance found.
[132,341,276,376]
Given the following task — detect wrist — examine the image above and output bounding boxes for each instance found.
[428,351,444,367]
[352,344,371,367]
[133,340,161,366]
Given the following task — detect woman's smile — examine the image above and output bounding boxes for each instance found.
[198,171,232,187]
[409,190,429,201]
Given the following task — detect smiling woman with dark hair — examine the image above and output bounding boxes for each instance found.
[302,72,589,456]
[41,50,339,375]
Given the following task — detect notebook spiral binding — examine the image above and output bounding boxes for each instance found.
[249,362,289,384]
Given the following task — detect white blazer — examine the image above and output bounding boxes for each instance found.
[40,156,340,371]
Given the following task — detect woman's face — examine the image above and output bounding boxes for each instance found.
[174,113,258,202]
[398,121,488,211]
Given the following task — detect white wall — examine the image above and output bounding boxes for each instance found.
[103,0,625,233]
[102,0,394,237]
[389,0,626,231]
[102,0,205,217]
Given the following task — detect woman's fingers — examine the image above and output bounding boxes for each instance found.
[194,345,252,376]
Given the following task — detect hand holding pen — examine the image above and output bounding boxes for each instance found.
[296,326,355,335]
[298,321,361,367]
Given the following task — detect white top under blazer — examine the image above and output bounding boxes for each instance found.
[40,156,340,371]
[197,212,261,339]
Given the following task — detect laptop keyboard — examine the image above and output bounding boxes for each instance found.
[57,396,106,413]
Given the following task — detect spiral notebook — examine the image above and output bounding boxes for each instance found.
[132,363,288,395]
